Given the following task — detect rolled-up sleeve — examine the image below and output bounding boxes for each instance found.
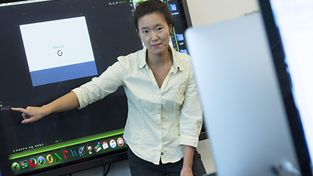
[72,61,124,109]
[179,66,203,147]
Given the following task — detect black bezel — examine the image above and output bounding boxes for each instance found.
[258,0,313,175]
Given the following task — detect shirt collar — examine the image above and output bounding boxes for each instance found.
[138,46,184,72]
[138,46,147,69]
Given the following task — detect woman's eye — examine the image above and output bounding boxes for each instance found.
[156,27,163,31]
[142,30,148,33]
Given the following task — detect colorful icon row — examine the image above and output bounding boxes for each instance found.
[11,137,127,173]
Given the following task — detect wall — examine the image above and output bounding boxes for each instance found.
[73,0,260,175]
[186,0,259,27]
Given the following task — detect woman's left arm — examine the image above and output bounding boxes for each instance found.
[179,63,203,147]
[181,145,195,176]
[179,60,203,176]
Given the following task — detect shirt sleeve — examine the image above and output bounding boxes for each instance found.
[179,66,203,148]
[72,61,125,109]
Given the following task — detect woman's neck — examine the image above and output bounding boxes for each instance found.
[147,48,172,67]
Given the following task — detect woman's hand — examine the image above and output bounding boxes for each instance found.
[181,166,193,176]
[11,106,50,124]
[181,145,194,176]
[11,91,79,124]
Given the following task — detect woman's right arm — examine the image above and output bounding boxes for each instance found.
[12,59,126,124]
[12,91,79,124]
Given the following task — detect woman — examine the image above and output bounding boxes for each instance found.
[12,0,206,175]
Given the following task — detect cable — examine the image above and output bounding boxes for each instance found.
[103,164,111,176]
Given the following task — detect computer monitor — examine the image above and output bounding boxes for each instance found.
[186,1,313,175]
[186,13,300,176]
[259,0,313,175]
[0,0,195,175]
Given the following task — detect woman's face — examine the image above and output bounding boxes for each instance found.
[137,12,172,58]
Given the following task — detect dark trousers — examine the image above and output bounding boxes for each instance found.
[127,148,207,176]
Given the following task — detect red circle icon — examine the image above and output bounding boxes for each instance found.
[29,158,37,168]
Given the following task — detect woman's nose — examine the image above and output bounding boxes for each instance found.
[151,31,158,41]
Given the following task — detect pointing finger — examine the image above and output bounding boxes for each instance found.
[11,107,27,113]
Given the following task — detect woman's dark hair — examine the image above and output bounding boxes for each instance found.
[133,0,174,31]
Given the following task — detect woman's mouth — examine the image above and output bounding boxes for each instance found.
[152,44,161,48]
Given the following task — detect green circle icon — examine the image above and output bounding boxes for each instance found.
[11,162,20,172]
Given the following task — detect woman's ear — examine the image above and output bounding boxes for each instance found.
[169,24,173,33]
